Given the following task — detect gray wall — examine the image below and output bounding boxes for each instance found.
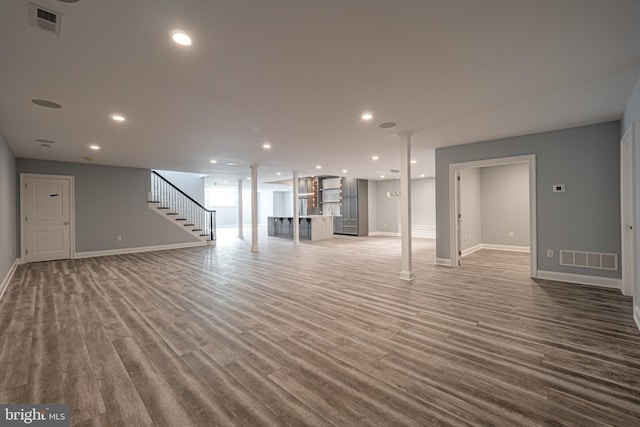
[375,180,401,233]
[481,163,529,247]
[460,168,482,250]
[436,121,621,278]
[155,170,204,205]
[622,76,640,306]
[372,178,436,234]
[0,132,17,282]
[16,159,198,253]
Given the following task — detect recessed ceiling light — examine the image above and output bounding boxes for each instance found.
[361,112,373,121]
[31,99,61,109]
[111,114,126,122]
[342,169,348,174]
[315,165,322,169]
[379,122,397,128]
[380,175,385,179]
[227,162,237,166]
[276,172,282,176]
[247,177,251,180]
[172,32,192,46]
[90,145,100,150]
[372,156,379,160]
[210,159,217,164]
[223,181,228,184]
[411,160,417,164]
[420,174,425,178]
[262,143,271,149]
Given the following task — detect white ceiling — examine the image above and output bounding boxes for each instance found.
[1,0,639,184]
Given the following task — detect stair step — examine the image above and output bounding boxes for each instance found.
[192,229,202,232]
[148,200,160,203]
[200,234,209,237]
[183,224,195,227]
[175,218,187,221]
[157,207,170,210]
[166,212,179,215]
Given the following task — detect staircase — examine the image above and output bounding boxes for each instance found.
[148,171,216,245]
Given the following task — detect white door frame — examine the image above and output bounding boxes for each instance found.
[449,154,537,278]
[20,173,76,262]
[620,122,636,299]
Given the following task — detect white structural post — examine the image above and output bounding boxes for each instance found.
[293,171,300,244]
[250,165,259,252]
[237,179,244,239]
[399,131,414,281]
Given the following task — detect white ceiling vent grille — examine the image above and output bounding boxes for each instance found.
[559,250,618,271]
[28,3,63,35]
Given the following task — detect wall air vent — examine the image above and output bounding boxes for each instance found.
[28,3,63,35]
[559,250,618,271]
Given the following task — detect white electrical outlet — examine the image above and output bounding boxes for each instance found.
[547,249,554,258]
[117,235,122,241]
[508,231,514,238]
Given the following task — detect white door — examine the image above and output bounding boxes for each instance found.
[23,175,73,263]
[621,124,636,298]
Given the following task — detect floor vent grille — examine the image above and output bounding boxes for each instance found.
[559,250,618,271]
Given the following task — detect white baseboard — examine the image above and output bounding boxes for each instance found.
[369,231,401,237]
[462,243,529,257]
[461,243,483,257]
[0,258,20,302]
[75,241,206,259]
[435,258,453,267]
[411,224,436,239]
[634,305,640,333]
[536,270,622,290]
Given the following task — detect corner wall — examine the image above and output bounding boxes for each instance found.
[16,159,198,254]
[0,132,17,286]
[436,121,621,279]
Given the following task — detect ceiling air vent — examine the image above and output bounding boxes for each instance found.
[28,3,63,35]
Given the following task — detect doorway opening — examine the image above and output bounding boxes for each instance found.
[449,155,537,278]
[620,123,637,318]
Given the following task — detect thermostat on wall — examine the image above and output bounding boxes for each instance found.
[553,184,565,193]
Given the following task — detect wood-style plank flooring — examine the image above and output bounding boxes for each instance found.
[1,232,640,426]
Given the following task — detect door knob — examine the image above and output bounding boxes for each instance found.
[64,221,69,225]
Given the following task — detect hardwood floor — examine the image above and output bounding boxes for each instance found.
[1,234,639,426]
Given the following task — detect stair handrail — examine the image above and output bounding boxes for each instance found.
[151,171,216,241]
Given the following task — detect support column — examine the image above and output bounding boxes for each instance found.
[293,171,300,244]
[250,165,259,252]
[237,179,244,239]
[399,131,414,281]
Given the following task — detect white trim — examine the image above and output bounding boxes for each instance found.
[20,173,76,263]
[0,258,20,302]
[481,244,530,253]
[369,231,401,237]
[449,155,537,278]
[461,243,530,257]
[536,270,622,290]
[75,241,206,259]
[620,122,636,297]
[634,306,640,332]
[461,243,483,257]
[435,258,453,267]
[411,224,436,239]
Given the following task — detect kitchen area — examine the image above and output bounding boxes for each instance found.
[268,176,368,241]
